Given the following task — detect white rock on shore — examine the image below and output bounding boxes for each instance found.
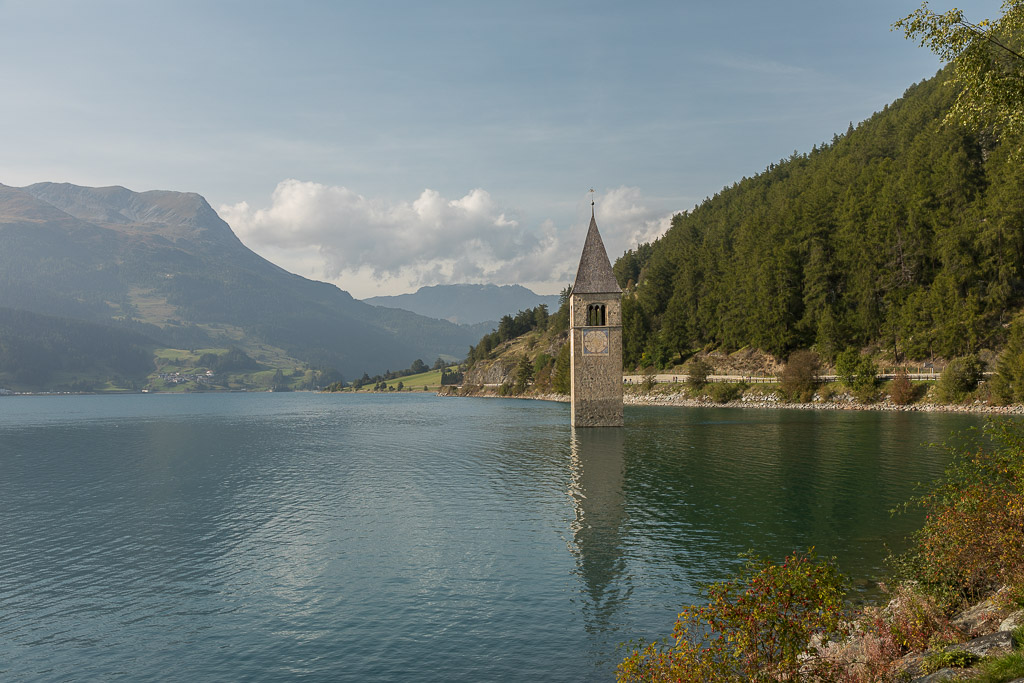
[622,392,1024,415]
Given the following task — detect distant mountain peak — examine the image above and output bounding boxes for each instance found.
[0,184,88,224]
[21,182,239,245]
[364,283,560,325]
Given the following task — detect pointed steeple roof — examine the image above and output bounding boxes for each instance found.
[572,210,621,294]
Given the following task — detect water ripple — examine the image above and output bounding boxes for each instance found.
[0,394,992,681]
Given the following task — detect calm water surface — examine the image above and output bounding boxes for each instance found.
[0,393,994,681]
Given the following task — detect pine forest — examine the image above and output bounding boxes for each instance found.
[614,70,1024,370]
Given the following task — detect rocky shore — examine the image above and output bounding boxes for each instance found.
[439,385,1024,415]
[436,385,568,403]
[623,390,1024,415]
[844,587,1024,682]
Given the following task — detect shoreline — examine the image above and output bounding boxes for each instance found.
[13,388,1021,415]
[439,387,1024,415]
[624,392,1024,415]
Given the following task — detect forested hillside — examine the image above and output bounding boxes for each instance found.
[0,307,156,390]
[616,71,1024,369]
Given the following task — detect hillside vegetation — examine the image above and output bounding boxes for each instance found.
[0,307,345,393]
[615,71,1024,369]
[456,298,571,396]
[0,307,156,391]
[459,69,1024,405]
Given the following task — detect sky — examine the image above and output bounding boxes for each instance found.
[0,0,1004,297]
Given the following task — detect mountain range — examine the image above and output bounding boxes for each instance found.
[364,284,561,325]
[0,182,495,385]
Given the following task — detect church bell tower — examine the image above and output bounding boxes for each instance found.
[569,202,623,427]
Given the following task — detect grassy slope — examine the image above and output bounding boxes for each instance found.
[145,347,324,393]
[347,367,450,392]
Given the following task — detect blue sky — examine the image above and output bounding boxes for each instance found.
[0,0,1002,297]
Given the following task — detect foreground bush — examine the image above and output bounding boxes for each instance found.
[620,422,1024,682]
[894,421,1024,604]
[617,549,847,682]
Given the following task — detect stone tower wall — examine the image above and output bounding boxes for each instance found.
[570,292,623,427]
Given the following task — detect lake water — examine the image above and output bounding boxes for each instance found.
[0,393,995,681]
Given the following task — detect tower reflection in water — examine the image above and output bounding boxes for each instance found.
[568,427,630,634]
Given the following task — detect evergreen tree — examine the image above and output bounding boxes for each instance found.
[613,69,1024,364]
[552,344,571,394]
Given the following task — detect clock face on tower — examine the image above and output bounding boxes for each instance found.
[582,328,609,355]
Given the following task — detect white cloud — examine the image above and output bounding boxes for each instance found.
[219,180,676,298]
[596,186,675,258]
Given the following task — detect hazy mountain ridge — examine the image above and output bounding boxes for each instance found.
[24,182,240,244]
[0,183,486,381]
[365,284,560,325]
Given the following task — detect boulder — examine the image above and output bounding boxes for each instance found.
[911,668,976,682]
[895,651,927,679]
[1000,609,1024,632]
[907,632,1012,683]
[463,358,517,386]
[952,631,1014,657]
[951,589,1012,636]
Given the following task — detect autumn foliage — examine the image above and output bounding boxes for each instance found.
[616,550,847,682]
[887,370,915,405]
[896,421,1024,603]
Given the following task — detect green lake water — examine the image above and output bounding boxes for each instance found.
[0,393,996,680]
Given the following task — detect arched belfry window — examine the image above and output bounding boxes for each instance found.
[586,303,606,326]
